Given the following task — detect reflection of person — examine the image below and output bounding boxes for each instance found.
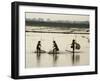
[36,41,41,54]
[76,55,80,62]
[53,53,58,66]
[53,41,59,54]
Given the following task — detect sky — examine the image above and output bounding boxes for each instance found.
[25,12,89,22]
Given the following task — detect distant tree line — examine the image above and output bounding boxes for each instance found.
[25,19,89,28]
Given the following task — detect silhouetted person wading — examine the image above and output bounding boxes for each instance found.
[71,39,80,64]
[36,41,41,55]
[53,41,59,54]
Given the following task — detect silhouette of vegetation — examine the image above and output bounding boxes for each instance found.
[25,19,89,28]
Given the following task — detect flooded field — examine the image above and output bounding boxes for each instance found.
[25,30,90,68]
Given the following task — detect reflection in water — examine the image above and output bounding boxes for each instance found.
[72,54,75,65]
[76,55,80,62]
[53,54,58,66]
[36,52,41,67]
[35,52,80,67]
[72,53,80,65]
[26,32,89,68]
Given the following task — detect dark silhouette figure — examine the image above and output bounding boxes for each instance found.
[71,39,81,65]
[53,41,59,54]
[71,39,76,56]
[71,39,76,65]
[71,39,80,50]
[36,41,41,55]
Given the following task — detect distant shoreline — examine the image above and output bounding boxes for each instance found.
[26,20,89,28]
[26,31,89,34]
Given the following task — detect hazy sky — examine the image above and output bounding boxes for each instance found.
[25,12,89,21]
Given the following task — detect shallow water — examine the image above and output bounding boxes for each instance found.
[25,32,89,68]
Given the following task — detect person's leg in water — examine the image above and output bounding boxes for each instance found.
[37,48,40,56]
[53,47,58,54]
